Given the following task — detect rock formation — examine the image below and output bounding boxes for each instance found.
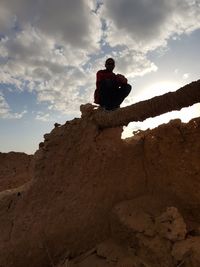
[0,80,200,267]
[87,79,200,128]
[0,152,33,191]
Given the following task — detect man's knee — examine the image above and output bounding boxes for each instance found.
[123,84,131,96]
[127,84,132,92]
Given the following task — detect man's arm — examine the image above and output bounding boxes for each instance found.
[116,74,128,85]
[96,70,103,90]
[94,70,103,104]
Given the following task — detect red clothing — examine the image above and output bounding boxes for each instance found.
[94,69,127,104]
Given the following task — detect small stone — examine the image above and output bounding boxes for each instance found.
[155,207,187,242]
[54,123,61,128]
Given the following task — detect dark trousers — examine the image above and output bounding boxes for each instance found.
[99,80,131,110]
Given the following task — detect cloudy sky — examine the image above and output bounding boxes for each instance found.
[0,0,200,154]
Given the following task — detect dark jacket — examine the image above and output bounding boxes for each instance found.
[94,69,127,104]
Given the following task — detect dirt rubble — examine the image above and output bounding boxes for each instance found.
[0,107,200,267]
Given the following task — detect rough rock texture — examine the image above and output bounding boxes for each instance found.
[56,205,200,267]
[0,152,33,191]
[0,103,200,266]
[172,237,200,266]
[155,207,187,241]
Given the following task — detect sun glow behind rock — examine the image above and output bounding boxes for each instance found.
[135,81,182,102]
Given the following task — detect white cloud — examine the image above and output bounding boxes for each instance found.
[0,0,200,116]
[0,25,96,112]
[0,93,27,119]
[183,73,190,79]
[102,0,171,50]
[0,93,10,116]
[0,0,101,51]
[101,0,200,52]
[174,69,179,74]
[35,67,94,113]
[35,112,51,122]
[113,50,158,77]
[0,0,102,113]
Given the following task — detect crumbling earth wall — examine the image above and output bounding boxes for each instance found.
[0,152,33,191]
[0,114,200,267]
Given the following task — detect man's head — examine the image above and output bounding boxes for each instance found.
[105,58,115,72]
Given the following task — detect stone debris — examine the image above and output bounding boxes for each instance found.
[155,207,187,242]
[57,205,200,267]
[96,239,128,263]
[172,236,200,266]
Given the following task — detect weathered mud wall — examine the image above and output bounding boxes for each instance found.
[0,115,200,267]
[138,118,200,221]
[0,152,33,192]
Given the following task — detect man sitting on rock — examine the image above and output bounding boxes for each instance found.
[94,58,132,111]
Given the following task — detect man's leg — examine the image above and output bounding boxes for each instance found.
[114,84,132,107]
[99,80,118,110]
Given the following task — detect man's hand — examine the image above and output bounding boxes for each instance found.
[116,74,127,84]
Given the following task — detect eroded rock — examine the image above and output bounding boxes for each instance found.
[155,207,187,241]
[0,152,33,191]
[172,236,200,266]
[0,112,200,267]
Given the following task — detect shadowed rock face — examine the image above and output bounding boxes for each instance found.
[0,81,200,267]
[0,152,33,192]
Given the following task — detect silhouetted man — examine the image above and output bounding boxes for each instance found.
[94,58,131,110]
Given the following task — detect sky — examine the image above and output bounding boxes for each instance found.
[0,0,200,154]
